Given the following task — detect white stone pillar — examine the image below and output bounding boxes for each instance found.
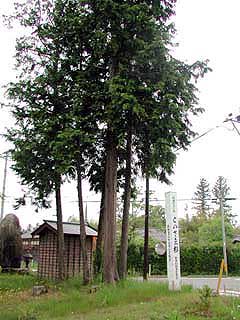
[165,192,181,290]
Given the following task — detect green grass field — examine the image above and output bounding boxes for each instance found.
[0,273,239,320]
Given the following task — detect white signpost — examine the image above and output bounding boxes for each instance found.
[165,192,181,291]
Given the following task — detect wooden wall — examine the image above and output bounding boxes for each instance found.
[38,230,93,279]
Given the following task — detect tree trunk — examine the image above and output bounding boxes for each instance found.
[103,132,119,284]
[55,182,65,281]
[95,187,105,275]
[119,124,132,279]
[143,174,149,280]
[76,162,90,285]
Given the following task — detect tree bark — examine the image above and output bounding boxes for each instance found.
[76,161,90,285]
[55,182,65,281]
[119,124,132,279]
[95,186,105,275]
[143,174,149,280]
[103,132,119,284]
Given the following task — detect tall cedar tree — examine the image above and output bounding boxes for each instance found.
[119,116,132,279]
[5,0,74,279]
[118,18,210,278]
[87,144,106,275]
[87,0,172,283]
[7,0,110,283]
[4,0,89,280]
[193,178,211,219]
[212,176,236,224]
[48,0,104,284]
[6,0,115,283]
[61,0,209,282]
[88,0,189,283]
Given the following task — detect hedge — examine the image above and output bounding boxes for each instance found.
[125,243,240,275]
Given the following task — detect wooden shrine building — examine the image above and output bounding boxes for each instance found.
[32,220,97,279]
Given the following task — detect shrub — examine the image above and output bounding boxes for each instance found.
[125,241,240,275]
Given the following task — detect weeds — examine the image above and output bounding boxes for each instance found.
[0,274,238,320]
[198,285,212,311]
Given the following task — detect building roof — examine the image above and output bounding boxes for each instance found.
[135,228,166,242]
[232,235,240,244]
[21,231,39,239]
[32,220,97,237]
[21,231,32,239]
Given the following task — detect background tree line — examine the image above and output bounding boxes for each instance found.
[180,175,238,247]
[118,176,240,276]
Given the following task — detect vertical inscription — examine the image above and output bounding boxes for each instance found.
[165,192,181,291]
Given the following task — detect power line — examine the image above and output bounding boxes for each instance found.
[188,126,219,146]
[176,122,225,152]
[1,113,239,214]
[67,197,240,204]
[230,120,240,136]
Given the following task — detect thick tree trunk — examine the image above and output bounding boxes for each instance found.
[76,162,90,285]
[119,125,132,279]
[103,132,119,284]
[95,187,105,275]
[55,182,65,281]
[143,174,150,280]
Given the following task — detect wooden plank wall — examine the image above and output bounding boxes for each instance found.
[38,232,57,279]
[38,231,94,279]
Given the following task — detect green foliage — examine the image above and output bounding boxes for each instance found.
[0,274,36,292]
[126,237,167,275]
[213,176,230,205]
[5,0,210,196]
[212,176,236,224]
[126,241,240,275]
[198,285,212,311]
[192,177,211,218]
[129,206,165,230]
[0,274,239,320]
[198,216,234,246]
[5,0,211,284]
[179,215,201,246]
[181,245,238,275]
[125,189,166,231]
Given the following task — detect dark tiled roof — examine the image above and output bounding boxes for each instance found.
[232,236,240,244]
[136,228,166,242]
[32,220,97,237]
[21,231,32,239]
[21,231,39,239]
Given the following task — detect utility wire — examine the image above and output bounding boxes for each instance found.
[188,126,219,145]
[230,120,240,136]
[67,197,239,204]
[1,114,239,209]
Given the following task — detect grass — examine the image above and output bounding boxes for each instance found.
[0,273,36,292]
[0,274,240,320]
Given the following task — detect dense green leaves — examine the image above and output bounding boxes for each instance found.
[126,242,240,276]
[193,178,211,219]
[198,216,234,246]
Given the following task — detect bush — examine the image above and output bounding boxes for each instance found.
[198,285,212,311]
[125,241,240,275]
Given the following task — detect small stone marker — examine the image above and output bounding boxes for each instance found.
[32,285,48,296]
[89,285,99,294]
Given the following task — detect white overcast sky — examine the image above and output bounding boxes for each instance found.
[1,0,240,228]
